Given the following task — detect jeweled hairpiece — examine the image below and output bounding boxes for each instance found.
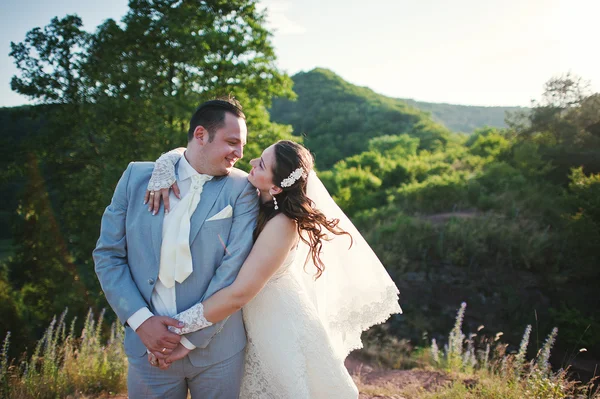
[280,167,306,188]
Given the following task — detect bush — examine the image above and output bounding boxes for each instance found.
[393,173,470,213]
[329,167,384,216]
[474,162,527,194]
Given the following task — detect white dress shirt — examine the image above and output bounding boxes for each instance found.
[128,153,209,350]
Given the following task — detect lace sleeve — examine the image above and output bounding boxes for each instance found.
[168,302,213,335]
[147,148,185,191]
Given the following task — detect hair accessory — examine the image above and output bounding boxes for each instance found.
[280,167,306,188]
[273,195,279,210]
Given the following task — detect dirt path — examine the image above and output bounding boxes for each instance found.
[346,357,452,399]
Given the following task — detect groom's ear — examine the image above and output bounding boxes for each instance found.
[193,125,209,145]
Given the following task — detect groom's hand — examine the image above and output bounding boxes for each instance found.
[136,316,183,358]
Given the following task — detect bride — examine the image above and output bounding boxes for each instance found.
[146,140,401,398]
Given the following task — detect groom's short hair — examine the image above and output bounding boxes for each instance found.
[188,97,245,142]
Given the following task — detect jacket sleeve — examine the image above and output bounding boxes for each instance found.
[93,163,149,324]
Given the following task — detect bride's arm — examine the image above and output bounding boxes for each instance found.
[169,214,298,334]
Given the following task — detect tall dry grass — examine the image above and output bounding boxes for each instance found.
[0,309,126,399]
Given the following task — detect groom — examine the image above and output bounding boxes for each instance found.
[93,98,258,398]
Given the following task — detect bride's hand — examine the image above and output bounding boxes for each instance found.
[164,344,191,364]
[145,147,186,214]
[144,183,180,215]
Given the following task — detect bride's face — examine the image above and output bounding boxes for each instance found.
[248,145,277,192]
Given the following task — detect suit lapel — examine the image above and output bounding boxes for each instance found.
[189,175,228,242]
[150,158,182,267]
[150,210,164,268]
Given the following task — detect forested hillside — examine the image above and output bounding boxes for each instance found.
[270,68,527,168]
[401,98,525,132]
[270,68,452,168]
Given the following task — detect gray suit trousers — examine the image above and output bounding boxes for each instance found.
[127,348,245,399]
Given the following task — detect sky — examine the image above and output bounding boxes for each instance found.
[1,0,599,108]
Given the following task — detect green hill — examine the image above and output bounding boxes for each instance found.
[270,68,452,168]
[401,98,526,133]
[270,68,527,167]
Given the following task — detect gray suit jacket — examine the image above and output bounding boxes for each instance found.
[93,161,258,367]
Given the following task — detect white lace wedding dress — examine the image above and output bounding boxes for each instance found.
[239,247,358,398]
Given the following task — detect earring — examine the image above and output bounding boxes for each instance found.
[272,195,279,210]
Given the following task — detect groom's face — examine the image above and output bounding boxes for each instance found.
[201,112,247,176]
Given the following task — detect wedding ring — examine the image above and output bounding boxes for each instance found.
[149,192,155,196]
[161,347,167,353]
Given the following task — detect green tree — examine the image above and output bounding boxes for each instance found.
[4,154,90,343]
[410,120,451,152]
[86,0,294,156]
[506,74,600,185]
[7,16,95,341]
[507,73,600,149]
[568,167,600,234]
[468,131,510,159]
[10,15,90,105]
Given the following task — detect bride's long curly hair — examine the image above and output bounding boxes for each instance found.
[253,140,352,279]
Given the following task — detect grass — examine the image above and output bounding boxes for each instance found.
[1,304,598,398]
[1,308,126,399]
[356,303,600,399]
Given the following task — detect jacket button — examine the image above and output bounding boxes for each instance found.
[148,278,155,285]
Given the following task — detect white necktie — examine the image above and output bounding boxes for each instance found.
[159,174,213,288]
